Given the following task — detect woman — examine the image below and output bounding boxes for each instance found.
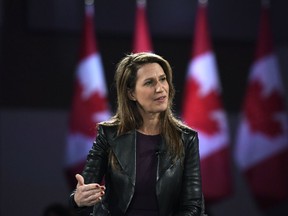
[70,52,206,216]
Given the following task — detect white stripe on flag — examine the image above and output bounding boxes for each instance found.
[235,118,288,169]
[66,133,94,166]
[188,52,221,96]
[198,110,229,159]
[77,53,107,99]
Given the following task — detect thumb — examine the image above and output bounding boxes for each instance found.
[75,174,85,187]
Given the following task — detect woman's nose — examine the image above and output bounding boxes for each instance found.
[155,82,163,92]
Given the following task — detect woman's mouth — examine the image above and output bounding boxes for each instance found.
[155,96,166,102]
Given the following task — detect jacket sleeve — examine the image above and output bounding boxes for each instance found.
[69,125,110,215]
[175,131,206,216]
[82,125,110,184]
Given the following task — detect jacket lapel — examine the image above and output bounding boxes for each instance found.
[110,131,136,186]
[156,138,175,182]
[109,130,175,185]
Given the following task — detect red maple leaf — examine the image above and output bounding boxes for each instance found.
[69,80,109,137]
[244,80,284,137]
[182,78,222,135]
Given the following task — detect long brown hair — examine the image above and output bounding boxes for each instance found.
[101,52,188,162]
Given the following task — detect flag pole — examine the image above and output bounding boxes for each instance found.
[84,0,94,16]
[137,0,146,7]
[85,0,94,5]
[133,0,152,52]
[199,0,208,5]
[261,0,270,7]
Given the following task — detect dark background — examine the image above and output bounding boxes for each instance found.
[1,0,287,113]
[1,0,288,216]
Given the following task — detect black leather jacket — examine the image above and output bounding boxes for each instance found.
[71,124,205,216]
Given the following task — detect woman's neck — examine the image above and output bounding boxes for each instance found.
[138,113,160,135]
[137,127,160,135]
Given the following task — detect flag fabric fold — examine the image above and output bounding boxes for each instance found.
[65,3,111,189]
[234,2,288,208]
[182,1,233,203]
[133,0,152,53]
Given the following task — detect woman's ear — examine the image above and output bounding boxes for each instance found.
[128,89,136,101]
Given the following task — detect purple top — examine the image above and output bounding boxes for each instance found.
[125,131,161,216]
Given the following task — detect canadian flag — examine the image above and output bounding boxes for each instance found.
[133,0,152,53]
[182,1,232,202]
[65,2,111,189]
[234,1,288,208]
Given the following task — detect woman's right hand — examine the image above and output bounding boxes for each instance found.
[74,174,105,207]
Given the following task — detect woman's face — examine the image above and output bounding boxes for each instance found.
[130,63,169,116]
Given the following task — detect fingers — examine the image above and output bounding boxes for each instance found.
[78,185,104,198]
[76,189,105,207]
[74,174,106,207]
[81,191,105,206]
[75,174,106,191]
[78,183,105,194]
[75,174,85,187]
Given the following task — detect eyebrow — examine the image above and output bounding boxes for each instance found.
[143,73,166,81]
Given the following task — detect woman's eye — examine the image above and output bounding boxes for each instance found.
[145,81,152,86]
[160,77,167,82]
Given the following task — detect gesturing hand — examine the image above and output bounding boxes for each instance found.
[74,174,105,207]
